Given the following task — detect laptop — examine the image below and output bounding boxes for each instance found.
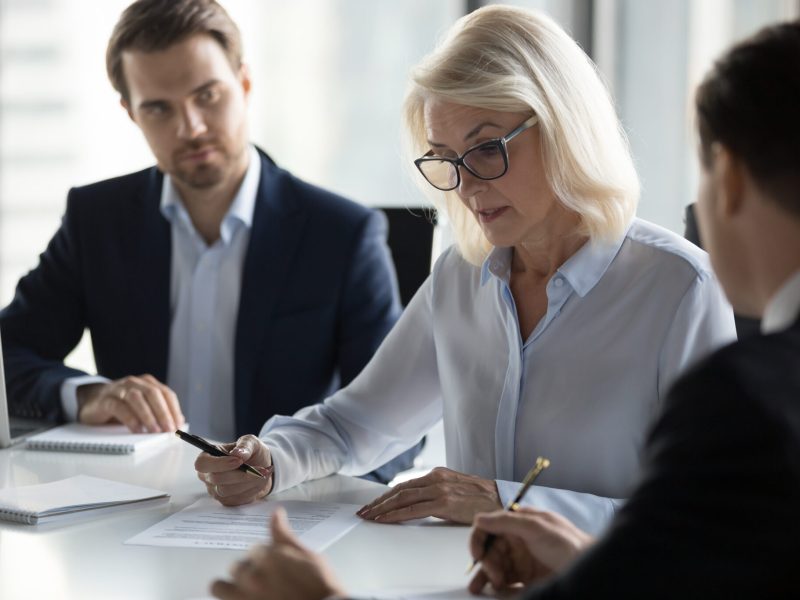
[0,329,55,448]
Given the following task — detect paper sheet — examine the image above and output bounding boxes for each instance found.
[374,588,475,599]
[375,586,508,599]
[26,424,174,454]
[0,475,169,524]
[125,497,361,551]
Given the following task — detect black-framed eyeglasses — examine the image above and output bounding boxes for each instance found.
[414,115,539,191]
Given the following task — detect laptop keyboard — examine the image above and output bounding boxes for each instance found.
[10,420,44,438]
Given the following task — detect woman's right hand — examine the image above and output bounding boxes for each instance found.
[194,434,274,506]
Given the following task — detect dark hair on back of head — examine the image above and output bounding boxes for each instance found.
[107,0,242,102]
[696,20,800,217]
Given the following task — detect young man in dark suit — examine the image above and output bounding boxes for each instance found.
[208,20,800,600]
[0,0,419,482]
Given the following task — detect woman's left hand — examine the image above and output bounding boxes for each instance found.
[210,508,346,600]
[357,467,502,524]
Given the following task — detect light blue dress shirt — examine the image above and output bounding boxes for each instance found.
[260,218,737,534]
[61,146,260,441]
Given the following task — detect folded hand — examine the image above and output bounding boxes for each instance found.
[78,374,184,434]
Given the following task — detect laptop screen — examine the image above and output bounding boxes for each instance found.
[0,329,55,448]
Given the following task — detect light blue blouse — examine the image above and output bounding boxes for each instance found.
[261,218,737,534]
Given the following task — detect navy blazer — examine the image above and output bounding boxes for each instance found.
[523,316,800,597]
[0,149,418,480]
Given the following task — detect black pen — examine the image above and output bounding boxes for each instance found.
[467,456,551,574]
[175,430,270,479]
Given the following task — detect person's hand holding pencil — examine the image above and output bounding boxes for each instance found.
[467,458,595,594]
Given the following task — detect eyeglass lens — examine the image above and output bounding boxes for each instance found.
[417,140,506,190]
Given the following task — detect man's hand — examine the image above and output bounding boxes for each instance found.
[468,507,594,595]
[211,508,346,600]
[357,467,502,524]
[78,374,184,433]
[195,434,274,506]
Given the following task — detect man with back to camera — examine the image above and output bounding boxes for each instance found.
[209,19,800,600]
[0,0,421,483]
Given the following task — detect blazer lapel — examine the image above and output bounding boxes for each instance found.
[234,152,308,430]
[127,168,171,381]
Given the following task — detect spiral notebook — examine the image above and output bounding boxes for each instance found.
[0,475,168,525]
[26,424,173,454]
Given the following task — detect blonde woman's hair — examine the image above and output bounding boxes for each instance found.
[403,5,640,266]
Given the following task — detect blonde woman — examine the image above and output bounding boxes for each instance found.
[196,5,735,535]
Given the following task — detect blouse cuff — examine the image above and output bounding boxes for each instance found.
[495,479,624,536]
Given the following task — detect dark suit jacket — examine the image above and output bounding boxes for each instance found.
[0,148,419,481]
[524,316,800,597]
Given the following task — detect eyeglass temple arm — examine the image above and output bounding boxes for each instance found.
[504,114,539,143]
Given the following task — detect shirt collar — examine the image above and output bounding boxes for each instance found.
[480,225,628,297]
[761,269,800,334]
[160,144,261,245]
[556,228,628,298]
[480,246,513,286]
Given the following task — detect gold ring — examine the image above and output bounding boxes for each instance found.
[119,387,128,401]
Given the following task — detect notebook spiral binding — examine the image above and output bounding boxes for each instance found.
[26,440,134,454]
[0,507,37,524]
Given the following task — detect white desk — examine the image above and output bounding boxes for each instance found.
[0,440,473,599]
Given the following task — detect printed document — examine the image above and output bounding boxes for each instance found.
[375,585,507,599]
[125,497,361,551]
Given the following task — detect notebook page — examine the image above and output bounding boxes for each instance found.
[0,475,168,517]
[26,423,172,454]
